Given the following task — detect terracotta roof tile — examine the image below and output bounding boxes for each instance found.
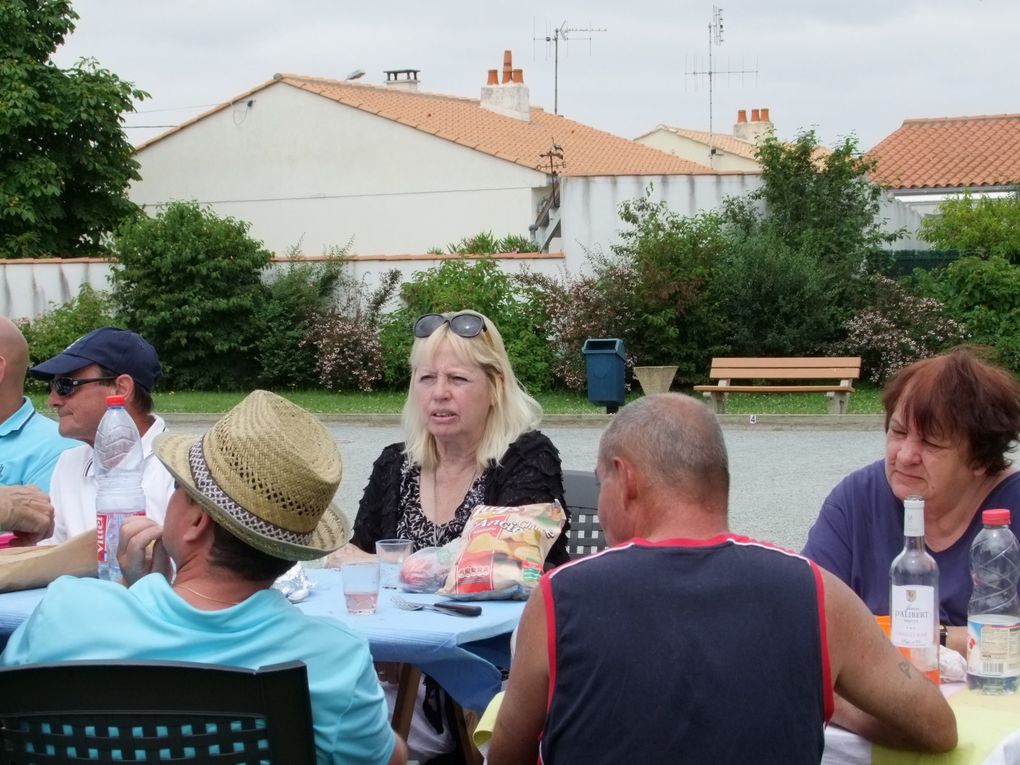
[136,74,713,176]
[868,114,1020,190]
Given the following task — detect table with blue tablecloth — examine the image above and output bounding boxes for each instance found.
[0,568,525,717]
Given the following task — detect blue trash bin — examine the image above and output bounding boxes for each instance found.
[581,338,626,413]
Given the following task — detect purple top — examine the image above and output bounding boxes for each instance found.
[802,459,1020,625]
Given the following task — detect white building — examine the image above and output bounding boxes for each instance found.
[129,52,761,281]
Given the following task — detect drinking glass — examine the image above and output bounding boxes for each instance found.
[376,539,414,590]
[342,562,380,614]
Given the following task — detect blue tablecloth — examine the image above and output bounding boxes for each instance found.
[299,569,524,710]
[0,568,525,712]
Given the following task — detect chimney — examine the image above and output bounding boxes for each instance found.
[734,106,775,143]
[383,68,420,92]
[487,69,499,86]
[480,49,530,121]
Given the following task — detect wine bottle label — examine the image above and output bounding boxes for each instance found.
[890,585,937,648]
[967,615,1020,678]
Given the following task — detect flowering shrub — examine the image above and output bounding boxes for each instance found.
[302,268,400,392]
[304,310,385,392]
[836,276,969,383]
[520,264,639,392]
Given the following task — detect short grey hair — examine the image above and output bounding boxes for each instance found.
[599,393,729,503]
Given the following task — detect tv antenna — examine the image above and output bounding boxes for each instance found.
[534,19,606,114]
[685,6,758,167]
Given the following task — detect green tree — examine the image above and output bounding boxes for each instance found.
[255,243,351,390]
[919,191,1020,263]
[110,201,271,389]
[0,0,147,258]
[378,258,554,392]
[606,194,729,379]
[919,255,1020,372]
[719,130,898,351]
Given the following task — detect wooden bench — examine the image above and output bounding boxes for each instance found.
[693,357,862,415]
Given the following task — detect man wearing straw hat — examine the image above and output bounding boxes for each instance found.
[1,390,408,765]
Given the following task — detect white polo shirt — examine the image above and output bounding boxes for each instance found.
[46,414,175,544]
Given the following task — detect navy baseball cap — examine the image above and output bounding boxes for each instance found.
[29,327,162,391]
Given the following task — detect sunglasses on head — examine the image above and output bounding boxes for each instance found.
[413,312,487,339]
[49,376,117,397]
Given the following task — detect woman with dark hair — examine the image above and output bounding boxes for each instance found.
[803,347,1020,655]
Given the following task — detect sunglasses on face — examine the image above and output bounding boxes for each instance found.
[49,376,117,397]
[413,312,487,339]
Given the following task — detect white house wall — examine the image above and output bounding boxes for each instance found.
[130,83,547,257]
[635,130,760,172]
[558,174,763,268]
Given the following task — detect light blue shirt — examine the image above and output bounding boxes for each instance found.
[0,397,77,491]
[1,574,397,765]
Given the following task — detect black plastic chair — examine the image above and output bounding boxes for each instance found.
[0,659,315,764]
[563,469,606,558]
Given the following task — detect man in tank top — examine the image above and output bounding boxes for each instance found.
[488,393,956,765]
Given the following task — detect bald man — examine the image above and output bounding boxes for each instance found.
[0,318,77,544]
[489,394,956,765]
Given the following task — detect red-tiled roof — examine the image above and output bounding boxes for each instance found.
[868,114,1020,190]
[136,74,713,177]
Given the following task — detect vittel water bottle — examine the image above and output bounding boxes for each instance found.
[94,395,146,581]
[889,495,940,684]
[967,508,1020,695]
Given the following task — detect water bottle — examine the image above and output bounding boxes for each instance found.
[967,508,1020,694]
[94,395,146,581]
[889,495,940,684]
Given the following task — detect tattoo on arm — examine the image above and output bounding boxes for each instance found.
[897,660,914,679]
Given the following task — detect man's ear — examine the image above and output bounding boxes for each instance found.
[614,456,641,502]
[183,506,216,544]
[114,373,134,400]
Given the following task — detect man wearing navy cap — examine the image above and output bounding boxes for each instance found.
[29,327,175,543]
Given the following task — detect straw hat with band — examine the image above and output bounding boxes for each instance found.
[153,390,349,561]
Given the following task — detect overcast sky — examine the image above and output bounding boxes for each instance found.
[53,0,1019,152]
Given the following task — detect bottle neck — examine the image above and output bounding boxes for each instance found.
[905,505,930,546]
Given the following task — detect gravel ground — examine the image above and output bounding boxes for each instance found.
[166,415,887,552]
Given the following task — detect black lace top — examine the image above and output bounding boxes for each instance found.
[394,461,487,550]
[352,430,570,568]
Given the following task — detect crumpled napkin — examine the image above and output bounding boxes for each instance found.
[273,562,314,603]
[940,645,967,682]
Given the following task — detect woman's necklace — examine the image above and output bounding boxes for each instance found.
[431,466,479,548]
[174,582,242,607]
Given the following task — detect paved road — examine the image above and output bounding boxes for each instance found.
[168,416,886,552]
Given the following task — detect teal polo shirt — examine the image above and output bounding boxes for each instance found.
[0,398,78,491]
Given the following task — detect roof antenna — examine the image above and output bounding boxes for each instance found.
[533,19,606,115]
[684,6,758,168]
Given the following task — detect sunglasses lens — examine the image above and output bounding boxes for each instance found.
[413,313,447,338]
[450,314,484,338]
[53,378,72,396]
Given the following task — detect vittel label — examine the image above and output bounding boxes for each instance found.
[967,615,1020,678]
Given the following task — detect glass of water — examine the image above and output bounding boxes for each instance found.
[376,539,414,590]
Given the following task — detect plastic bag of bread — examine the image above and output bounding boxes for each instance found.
[398,542,460,593]
[439,501,566,601]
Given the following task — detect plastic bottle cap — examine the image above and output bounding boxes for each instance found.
[982,508,1011,525]
[105,395,126,406]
